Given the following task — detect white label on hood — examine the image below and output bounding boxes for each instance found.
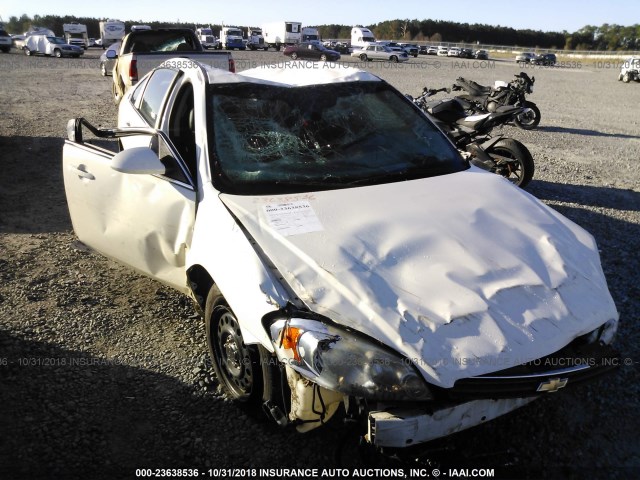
[263,201,324,236]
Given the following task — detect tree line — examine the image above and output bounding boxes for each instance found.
[3,14,639,51]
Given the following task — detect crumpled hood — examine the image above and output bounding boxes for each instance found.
[220,169,618,388]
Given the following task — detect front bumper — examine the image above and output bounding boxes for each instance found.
[366,341,619,448]
[367,397,536,448]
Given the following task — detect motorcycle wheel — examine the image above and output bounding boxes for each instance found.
[485,138,534,188]
[514,101,541,130]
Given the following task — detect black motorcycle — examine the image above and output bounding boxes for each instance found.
[408,87,535,188]
[452,72,540,130]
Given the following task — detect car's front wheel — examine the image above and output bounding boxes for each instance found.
[320,54,327,61]
[54,49,62,58]
[290,52,298,60]
[205,285,278,406]
[359,53,367,61]
[622,73,630,83]
[391,56,398,63]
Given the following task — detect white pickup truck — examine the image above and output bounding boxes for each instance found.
[110,28,234,103]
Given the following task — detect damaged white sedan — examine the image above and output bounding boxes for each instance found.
[62,60,619,448]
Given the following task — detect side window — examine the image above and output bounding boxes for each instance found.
[130,75,149,106]
[138,68,179,127]
[168,83,197,181]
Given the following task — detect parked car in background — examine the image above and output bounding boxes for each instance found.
[23,35,84,58]
[531,53,557,65]
[474,49,489,60]
[437,46,448,56]
[516,52,536,63]
[11,34,26,49]
[99,42,120,76]
[383,42,404,53]
[427,46,438,55]
[459,48,474,58]
[88,38,97,47]
[283,41,340,61]
[110,28,231,103]
[447,47,461,57]
[0,28,12,52]
[351,44,409,63]
[398,43,419,57]
[618,57,640,82]
[418,45,429,55]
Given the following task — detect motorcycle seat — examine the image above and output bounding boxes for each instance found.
[456,77,492,97]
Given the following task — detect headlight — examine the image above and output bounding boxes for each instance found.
[268,316,433,401]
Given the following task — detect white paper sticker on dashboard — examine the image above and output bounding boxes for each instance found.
[263,201,324,236]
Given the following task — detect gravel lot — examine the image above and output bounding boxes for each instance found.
[1,49,639,479]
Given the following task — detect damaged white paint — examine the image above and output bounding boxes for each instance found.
[62,142,196,292]
[368,397,537,448]
[221,168,619,388]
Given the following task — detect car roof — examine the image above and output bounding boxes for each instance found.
[199,62,382,87]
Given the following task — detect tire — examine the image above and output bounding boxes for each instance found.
[264,47,269,51]
[204,285,278,406]
[485,138,535,188]
[290,52,298,60]
[320,54,327,61]
[24,47,31,56]
[112,79,122,105]
[54,49,62,58]
[391,56,398,63]
[359,53,367,61]
[622,73,630,83]
[618,73,623,81]
[514,101,541,130]
[100,62,107,76]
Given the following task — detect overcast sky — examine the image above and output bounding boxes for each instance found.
[1,0,638,33]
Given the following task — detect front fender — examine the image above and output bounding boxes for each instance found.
[187,187,292,349]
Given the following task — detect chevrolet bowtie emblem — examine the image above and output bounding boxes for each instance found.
[537,377,569,393]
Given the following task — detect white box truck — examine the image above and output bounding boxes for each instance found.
[262,21,301,51]
[301,27,319,42]
[351,26,376,50]
[63,22,89,49]
[99,19,125,49]
[195,26,219,49]
[246,27,267,51]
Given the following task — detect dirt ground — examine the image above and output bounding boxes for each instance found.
[1,49,639,479]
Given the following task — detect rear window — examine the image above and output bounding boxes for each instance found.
[138,68,179,126]
[124,31,202,54]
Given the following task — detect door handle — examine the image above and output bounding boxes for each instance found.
[71,164,95,181]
